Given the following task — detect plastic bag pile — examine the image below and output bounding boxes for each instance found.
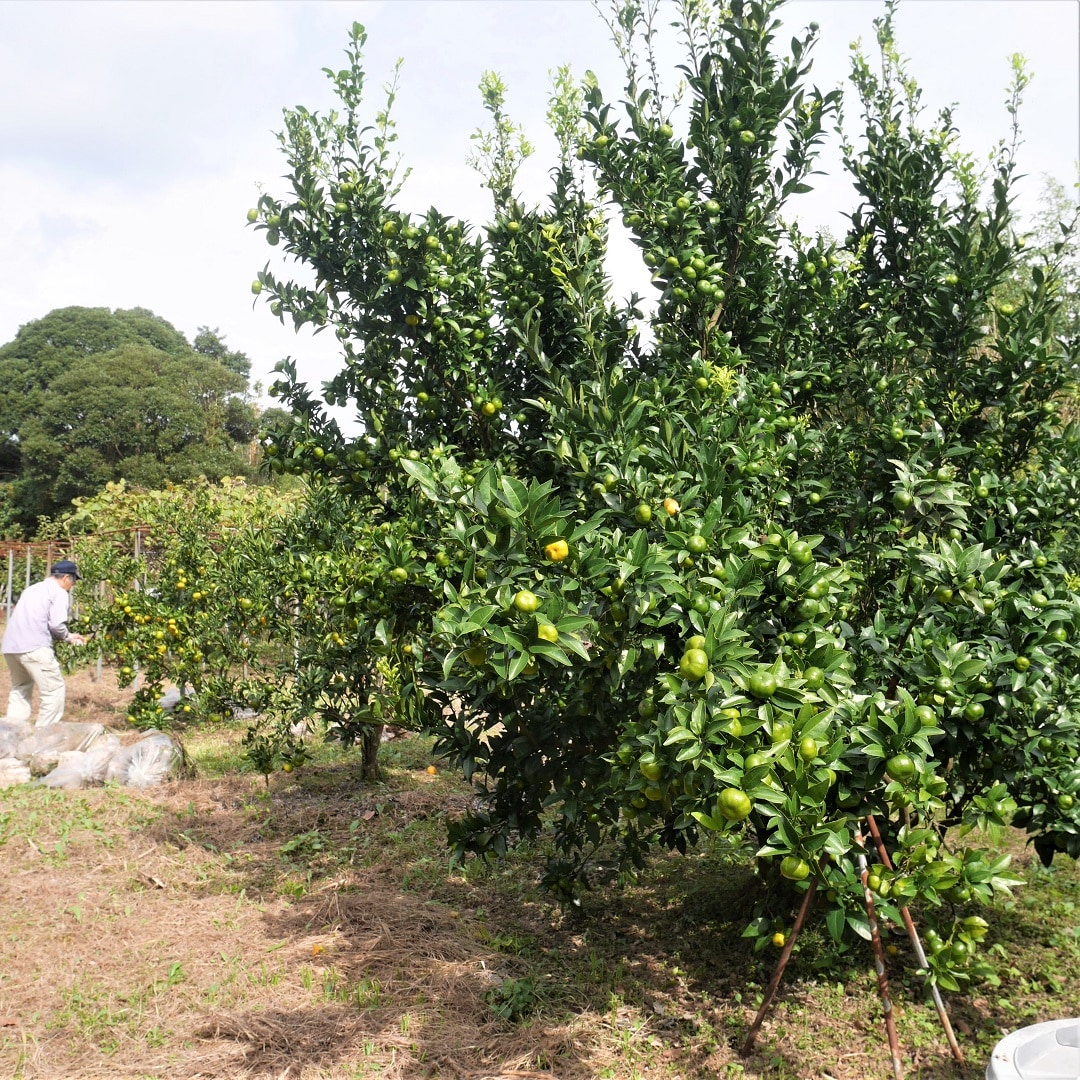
[0,720,184,790]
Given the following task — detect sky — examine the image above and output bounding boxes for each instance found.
[1,0,1077,407]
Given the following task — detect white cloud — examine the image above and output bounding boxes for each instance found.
[0,0,1076,407]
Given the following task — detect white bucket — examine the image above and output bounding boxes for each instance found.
[986,1019,1080,1079]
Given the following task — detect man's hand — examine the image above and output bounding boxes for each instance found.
[68,633,88,646]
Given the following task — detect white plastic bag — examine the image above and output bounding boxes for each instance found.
[39,735,121,789]
[40,750,90,790]
[17,722,106,775]
[0,756,31,788]
[0,718,31,759]
[105,731,183,788]
[82,735,121,782]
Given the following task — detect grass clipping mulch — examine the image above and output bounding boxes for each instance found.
[2,772,615,1080]
[0,671,632,1079]
[3,667,1078,1080]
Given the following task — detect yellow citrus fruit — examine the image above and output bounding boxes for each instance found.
[544,539,570,562]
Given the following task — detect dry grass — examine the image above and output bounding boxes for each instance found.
[2,666,1079,1079]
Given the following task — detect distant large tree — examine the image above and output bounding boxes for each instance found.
[193,325,253,380]
[1019,177,1080,361]
[0,307,261,534]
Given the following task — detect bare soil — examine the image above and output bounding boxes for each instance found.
[0,667,1075,1079]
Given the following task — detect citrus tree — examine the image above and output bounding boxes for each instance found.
[251,0,1080,989]
[69,476,425,780]
[67,478,297,730]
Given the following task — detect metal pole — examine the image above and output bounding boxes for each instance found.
[856,826,905,1080]
[6,549,12,619]
[740,877,818,1056]
[24,545,31,592]
[865,815,964,1064]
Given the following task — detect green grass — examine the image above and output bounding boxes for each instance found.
[5,719,1080,1078]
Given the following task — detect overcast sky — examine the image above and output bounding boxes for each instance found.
[1,0,1077,403]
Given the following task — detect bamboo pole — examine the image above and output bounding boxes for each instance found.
[95,580,104,683]
[856,826,905,1080]
[865,814,964,1063]
[740,878,818,1056]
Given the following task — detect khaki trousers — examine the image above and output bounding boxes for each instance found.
[5,647,66,727]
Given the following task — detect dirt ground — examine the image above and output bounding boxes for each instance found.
[1,668,673,1080]
[0,666,1068,1080]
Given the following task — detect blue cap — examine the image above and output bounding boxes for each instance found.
[51,560,81,580]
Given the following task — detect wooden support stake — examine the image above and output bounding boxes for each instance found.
[740,878,818,1057]
[856,826,905,1080]
[866,814,964,1064]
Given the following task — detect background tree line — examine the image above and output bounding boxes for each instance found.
[0,305,289,537]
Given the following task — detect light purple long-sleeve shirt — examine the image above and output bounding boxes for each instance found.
[2,577,74,653]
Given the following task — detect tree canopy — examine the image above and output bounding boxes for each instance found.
[0,306,261,534]
[231,0,1080,994]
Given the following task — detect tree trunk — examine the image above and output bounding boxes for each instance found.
[361,724,383,781]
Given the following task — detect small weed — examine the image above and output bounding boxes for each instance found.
[355,977,381,1009]
[279,828,328,861]
[485,975,541,1022]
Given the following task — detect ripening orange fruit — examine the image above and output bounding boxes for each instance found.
[544,539,570,562]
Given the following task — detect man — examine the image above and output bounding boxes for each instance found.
[2,559,87,728]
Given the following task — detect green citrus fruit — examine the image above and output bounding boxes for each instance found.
[914,705,937,728]
[780,856,810,881]
[679,648,709,681]
[512,590,540,614]
[687,534,708,555]
[770,720,793,744]
[748,671,778,699]
[717,788,752,821]
[789,540,813,566]
[885,754,917,784]
[639,758,663,782]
